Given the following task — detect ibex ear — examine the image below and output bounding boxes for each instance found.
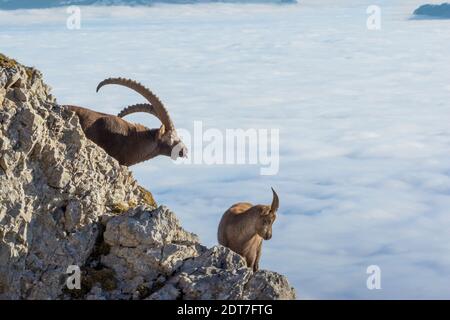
[159,125,166,136]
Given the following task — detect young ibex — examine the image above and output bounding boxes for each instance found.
[65,78,187,166]
[217,188,279,271]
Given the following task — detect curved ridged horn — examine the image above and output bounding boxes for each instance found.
[117,103,157,118]
[97,77,174,130]
[270,187,279,213]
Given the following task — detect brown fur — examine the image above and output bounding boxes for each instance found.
[65,105,184,166]
[217,189,279,271]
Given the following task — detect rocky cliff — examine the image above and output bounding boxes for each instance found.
[0,54,296,300]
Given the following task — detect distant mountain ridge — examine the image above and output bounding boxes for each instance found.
[413,3,450,18]
[0,0,296,10]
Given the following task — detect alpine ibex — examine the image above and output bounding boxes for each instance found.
[65,78,187,166]
[217,188,279,271]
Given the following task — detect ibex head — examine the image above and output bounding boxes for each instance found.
[97,77,188,160]
[157,124,188,160]
[256,188,279,240]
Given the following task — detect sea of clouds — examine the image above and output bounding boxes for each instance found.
[0,0,296,10]
[1,0,450,299]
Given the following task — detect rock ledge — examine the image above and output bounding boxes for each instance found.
[0,54,296,300]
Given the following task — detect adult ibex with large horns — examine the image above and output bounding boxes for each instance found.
[218,188,279,272]
[65,78,188,166]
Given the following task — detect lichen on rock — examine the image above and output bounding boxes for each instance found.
[0,54,296,300]
[0,53,18,69]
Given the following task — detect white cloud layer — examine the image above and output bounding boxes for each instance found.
[1,0,450,299]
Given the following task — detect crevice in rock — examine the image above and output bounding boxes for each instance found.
[61,222,116,299]
[241,272,256,299]
[85,222,110,269]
